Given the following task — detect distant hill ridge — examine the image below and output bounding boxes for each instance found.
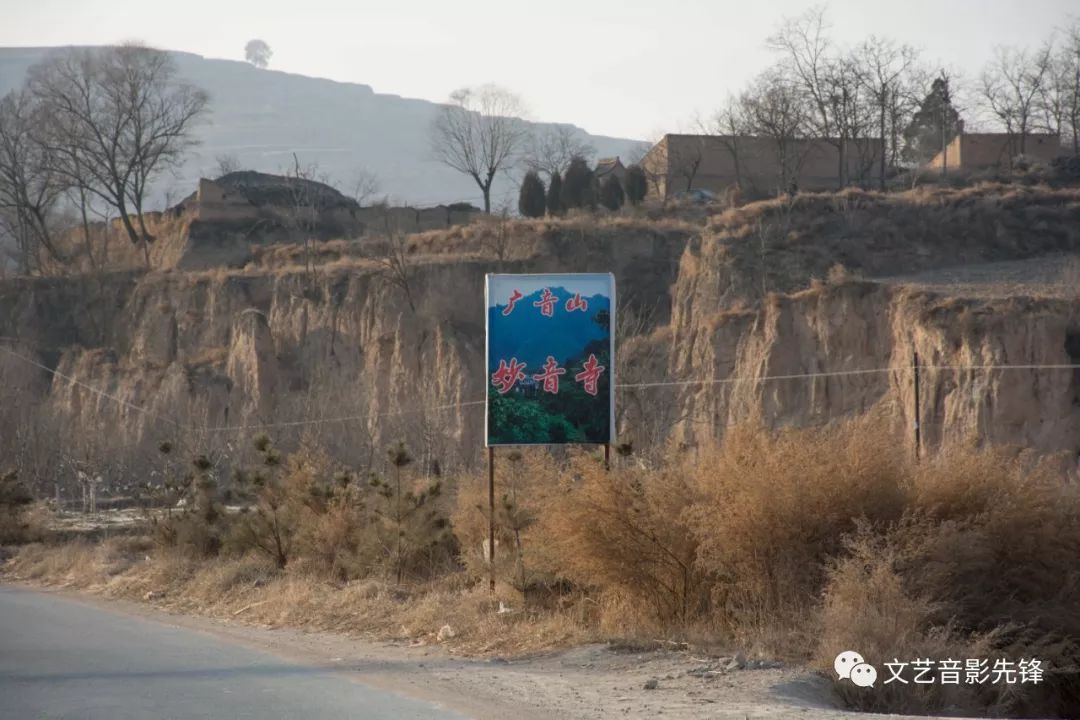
[0,47,646,209]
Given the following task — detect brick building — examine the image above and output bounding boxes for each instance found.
[641,134,885,199]
[925,132,1062,173]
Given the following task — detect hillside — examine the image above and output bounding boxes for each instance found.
[0,47,646,208]
[4,183,1080,494]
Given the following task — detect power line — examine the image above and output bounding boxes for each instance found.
[6,336,1079,437]
[616,366,899,390]
[200,400,489,433]
[0,344,181,429]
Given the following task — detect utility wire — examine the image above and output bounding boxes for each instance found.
[6,337,1080,436]
[0,344,180,428]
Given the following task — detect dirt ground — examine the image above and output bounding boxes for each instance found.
[4,584,947,720]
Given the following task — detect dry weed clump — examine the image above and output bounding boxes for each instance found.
[0,470,47,544]
[451,449,561,600]
[816,445,1080,717]
[687,421,909,653]
[149,435,454,585]
[526,422,1078,716]
[817,527,991,715]
[6,535,152,588]
[536,453,705,633]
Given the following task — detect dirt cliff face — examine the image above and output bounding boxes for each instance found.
[4,185,1080,486]
[654,277,1080,464]
[657,193,1080,462]
[0,220,689,478]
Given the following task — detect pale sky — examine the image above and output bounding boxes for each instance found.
[1,0,1076,139]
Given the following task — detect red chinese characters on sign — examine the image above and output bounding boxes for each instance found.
[491,358,527,394]
[532,356,566,394]
[574,354,605,396]
[502,289,523,316]
[565,292,588,313]
[533,288,559,317]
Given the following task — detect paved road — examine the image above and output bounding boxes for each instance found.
[0,585,467,719]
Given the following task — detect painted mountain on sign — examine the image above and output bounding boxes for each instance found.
[487,288,610,373]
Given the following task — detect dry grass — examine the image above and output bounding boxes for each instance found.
[6,422,1080,716]
[537,454,704,636]
[687,421,909,655]
[4,542,592,655]
[0,471,47,544]
[694,183,1080,304]
[451,448,562,598]
[817,447,1080,716]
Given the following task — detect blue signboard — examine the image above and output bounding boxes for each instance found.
[485,273,615,446]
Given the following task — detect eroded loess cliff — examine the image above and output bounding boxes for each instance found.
[4,183,1080,489]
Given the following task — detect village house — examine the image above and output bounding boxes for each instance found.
[173,171,479,235]
[924,131,1063,174]
[641,133,885,199]
[593,157,627,185]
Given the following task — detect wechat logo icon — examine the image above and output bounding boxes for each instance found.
[835,650,877,688]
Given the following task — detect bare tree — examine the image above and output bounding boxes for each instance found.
[769,5,841,183]
[482,210,512,267]
[522,125,596,179]
[980,43,1054,159]
[431,84,528,214]
[1061,22,1080,155]
[214,152,241,177]
[0,89,68,274]
[284,153,329,280]
[1035,27,1080,155]
[349,167,381,207]
[740,71,810,193]
[854,36,920,188]
[710,96,751,190]
[670,135,708,193]
[769,6,881,187]
[824,51,878,186]
[64,164,107,272]
[120,46,209,249]
[28,46,208,268]
[245,40,272,69]
[373,213,416,312]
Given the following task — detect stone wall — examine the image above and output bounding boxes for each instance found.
[642,134,884,198]
[926,133,1063,172]
[355,205,477,235]
[192,178,261,223]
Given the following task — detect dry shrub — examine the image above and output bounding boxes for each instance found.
[687,421,908,653]
[818,526,991,715]
[536,454,704,633]
[817,446,1080,717]
[150,454,227,559]
[228,437,331,569]
[451,449,560,599]
[227,437,454,583]
[0,470,46,544]
[294,491,375,580]
[366,442,456,584]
